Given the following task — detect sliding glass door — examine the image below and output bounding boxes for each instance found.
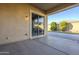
[32,13,44,37]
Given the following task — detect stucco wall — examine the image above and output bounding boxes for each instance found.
[0,4,46,45]
[68,22,79,33]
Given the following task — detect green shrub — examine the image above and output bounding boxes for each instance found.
[50,22,57,31]
[59,21,68,31]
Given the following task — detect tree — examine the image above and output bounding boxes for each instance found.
[59,21,68,31]
[50,22,57,31]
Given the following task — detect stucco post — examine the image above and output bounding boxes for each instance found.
[45,15,48,37]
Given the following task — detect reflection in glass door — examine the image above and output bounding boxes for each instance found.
[32,13,44,36]
[38,16,44,35]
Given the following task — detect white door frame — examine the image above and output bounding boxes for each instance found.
[29,9,46,39]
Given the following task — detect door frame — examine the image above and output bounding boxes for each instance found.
[29,9,46,39]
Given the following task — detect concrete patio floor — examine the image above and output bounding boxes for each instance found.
[0,32,79,55]
[0,38,65,55]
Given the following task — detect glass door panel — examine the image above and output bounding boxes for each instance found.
[32,13,44,37]
[32,13,38,36]
[38,16,44,35]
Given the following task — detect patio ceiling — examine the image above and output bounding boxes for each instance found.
[30,3,77,14]
[31,3,60,11]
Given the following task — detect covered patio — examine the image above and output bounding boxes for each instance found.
[0,3,79,55]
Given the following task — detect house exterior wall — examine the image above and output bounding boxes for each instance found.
[0,4,47,45]
[48,24,51,31]
[67,22,79,33]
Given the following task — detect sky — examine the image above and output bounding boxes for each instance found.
[48,6,79,24]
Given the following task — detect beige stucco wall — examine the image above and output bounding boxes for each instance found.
[48,24,51,31]
[0,4,47,45]
[68,22,79,33]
